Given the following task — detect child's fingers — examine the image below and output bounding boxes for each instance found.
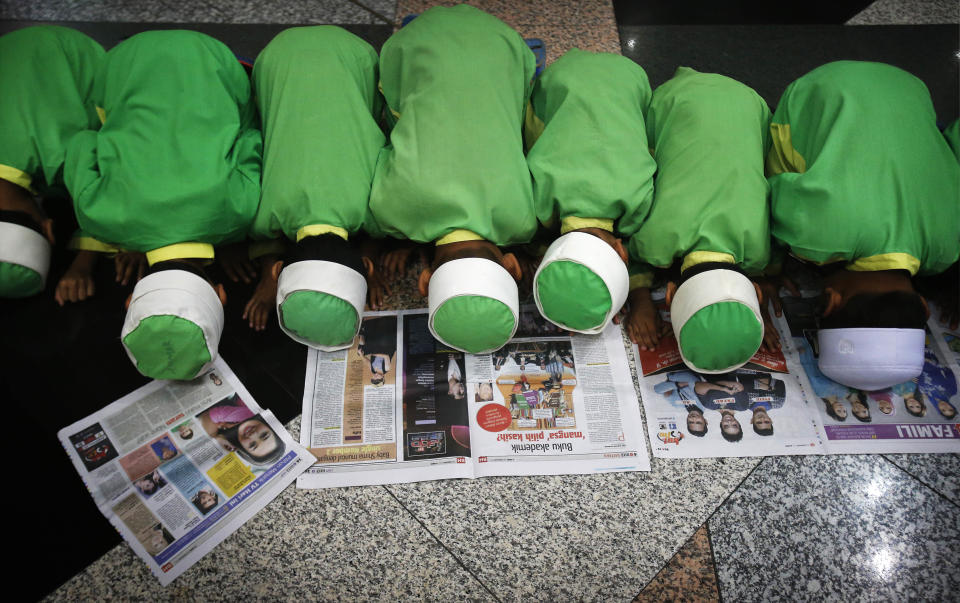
[55,284,65,306]
[770,294,783,317]
[85,278,95,299]
[239,261,254,283]
[783,277,800,297]
[123,261,136,285]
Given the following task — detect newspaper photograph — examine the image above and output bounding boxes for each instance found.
[781,295,960,454]
[469,309,650,476]
[298,308,650,488]
[59,359,315,585]
[635,290,824,458]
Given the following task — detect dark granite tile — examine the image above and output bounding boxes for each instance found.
[612,0,874,25]
[618,24,959,123]
[710,455,960,601]
[634,524,720,602]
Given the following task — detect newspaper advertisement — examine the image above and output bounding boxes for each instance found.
[58,359,315,585]
[782,295,960,454]
[298,308,650,488]
[635,290,824,458]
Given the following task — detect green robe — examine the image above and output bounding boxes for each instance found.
[767,61,960,275]
[628,67,771,274]
[525,48,656,237]
[367,5,537,245]
[251,26,384,242]
[945,120,960,164]
[65,30,262,254]
[0,26,104,194]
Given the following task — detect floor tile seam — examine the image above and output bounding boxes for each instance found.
[347,0,394,24]
[380,485,503,602]
[629,515,717,598]
[702,457,767,526]
[705,522,723,603]
[879,454,960,511]
[632,458,766,599]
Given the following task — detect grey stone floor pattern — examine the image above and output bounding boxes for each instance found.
[709,454,960,602]
[847,0,959,24]
[0,0,395,24]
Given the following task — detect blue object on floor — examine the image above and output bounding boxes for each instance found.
[526,38,546,78]
[400,14,546,78]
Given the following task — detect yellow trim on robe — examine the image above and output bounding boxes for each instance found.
[378,81,401,119]
[436,229,485,246]
[145,242,215,266]
[629,271,654,290]
[560,216,614,235]
[681,251,735,274]
[847,252,921,276]
[248,239,287,260]
[523,100,546,149]
[296,224,348,243]
[0,164,33,192]
[69,235,119,254]
[766,123,807,176]
[96,106,106,124]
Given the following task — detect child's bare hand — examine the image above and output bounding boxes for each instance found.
[218,243,257,283]
[380,247,412,280]
[758,300,782,352]
[367,266,391,310]
[55,251,97,306]
[114,251,146,285]
[242,273,277,331]
[616,288,668,351]
[753,276,798,318]
[514,248,541,297]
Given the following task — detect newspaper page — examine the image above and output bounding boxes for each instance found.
[298,308,650,488]
[297,310,474,488]
[780,295,960,454]
[467,308,650,476]
[635,289,824,458]
[58,359,315,585]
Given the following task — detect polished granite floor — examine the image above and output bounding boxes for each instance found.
[1,1,958,600]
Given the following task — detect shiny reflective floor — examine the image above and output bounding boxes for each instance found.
[2,1,958,600]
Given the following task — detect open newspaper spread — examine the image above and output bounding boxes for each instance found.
[635,287,960,458]
[297,308,650,488]
[58,359,315,585]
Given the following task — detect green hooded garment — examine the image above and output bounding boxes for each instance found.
[65,30,262,259]
[767,61,960,275]
[0,26,104,194]
[525,48,656,238]
[367,5,537,245]
[251,26,384,243]
[628,67,772,276]
[944,119,960,164]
